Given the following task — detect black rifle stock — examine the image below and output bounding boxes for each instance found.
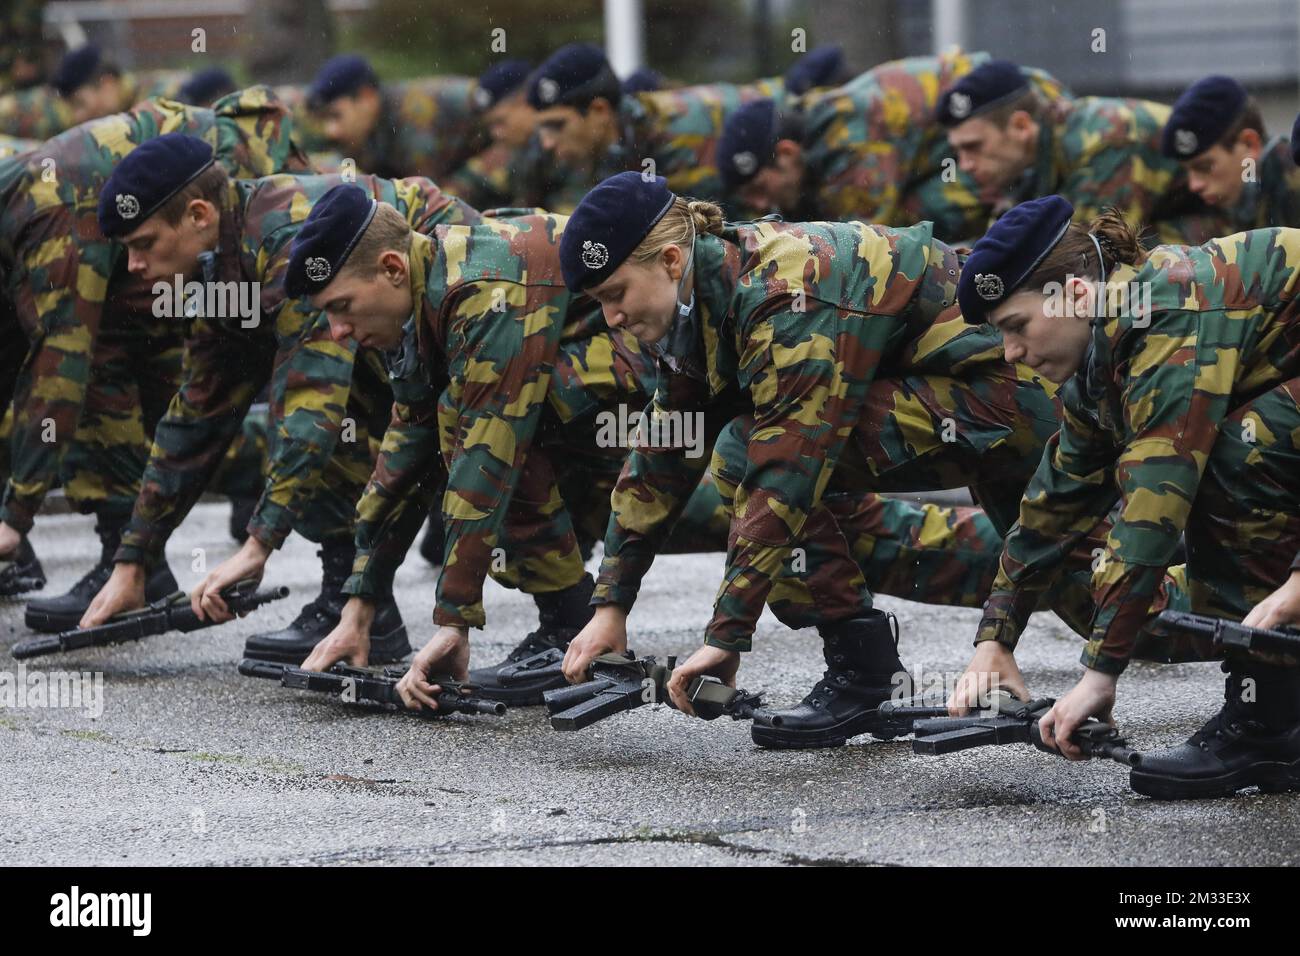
[238,660,506,717]
[540,652,764,731]
[12,580,290,659]
[880,691,1141,766]
[1153,610,1300,656]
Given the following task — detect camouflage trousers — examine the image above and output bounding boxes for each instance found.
[1063,376,1300,668]
[710,362,1061,630]
[0,306,266,531]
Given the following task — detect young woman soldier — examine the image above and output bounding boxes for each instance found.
[948,195,1300,799]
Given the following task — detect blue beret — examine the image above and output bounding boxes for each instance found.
[528,43,620,110]
[285,184,379,299]
[1291,112,1300,166]
[785,45,845,96]
[97,134,216,238]
[53,44,103,97]
[958,196,1074,325]
[178,67,237,106]
[472,59,531,111]
[718,98,778,190]
[1162,75,1248,160]
[936,60,1029,126]
[622,68,663,95]
[308,54,379,107]
[560,171,675,292]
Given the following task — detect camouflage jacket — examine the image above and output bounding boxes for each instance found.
[1214,134,1300,232]
[977,228,1300,673]
[0,0,44,94]
[800,49,1068,242]
[0,86,312,533]
[345,212,654,622]
[591,218,1006,651]
[349,77,489,184]
[115,173,479,564]
[1009,93,1228,243]
[0,84,73,140]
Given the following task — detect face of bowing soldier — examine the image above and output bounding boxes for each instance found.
[120,197,221,285]
[987,276,1095,385]
[584,240,689,346]
[310,246,411,351]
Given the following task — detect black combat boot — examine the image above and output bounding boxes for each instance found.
[242,541,410,664]
[750,610,914,749]
[0,536,46,597]
[1129,662,1300,799]
[24,522,177,632]
[468,573,596,705]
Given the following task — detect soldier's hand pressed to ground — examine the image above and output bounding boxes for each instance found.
[1036,668,1118,761]
[947,640,1031,715]
[80,562,148,627]
[563,604,629,683]
[191,536,272,622]
[396,625,470,711]
[1243,569,1300,631]
[301,597,375,670]
[666,644,741,717]
[0,521,20,559]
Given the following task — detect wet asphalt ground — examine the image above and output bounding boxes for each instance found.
[2,500,1297,866]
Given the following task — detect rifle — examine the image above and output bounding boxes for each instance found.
[1152,610,1300,656]
[879,690,1142,766]
[11,580,290,659]
[238,659,507,717]
[536,651,764,731]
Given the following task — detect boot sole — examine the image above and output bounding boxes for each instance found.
[243,624,411,666]
[750,709,910,750]
[1130,759,1300,800]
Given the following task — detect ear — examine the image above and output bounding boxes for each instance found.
[774,139,803,164]
[662,243,685,280]
[1066,274,1095,319]
[188,198,218,230]
[1238,128,1263,155]
[379,249,408,284]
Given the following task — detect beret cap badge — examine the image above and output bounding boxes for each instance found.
[1174,128,1198,156]
[974,273,1005,301]
[538,77,559,104]
[947,91,972,119]
[732,150,758,177]
[580,240,609,270]
[115,193,141,220]
[305,257,333,283]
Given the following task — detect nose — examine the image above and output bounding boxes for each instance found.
[327,317,353,342]
[958,153,977,174]
[602,305,624,329]
[538,128,558,151]
[1002,338,1025,363]
[126,250,147,275]
[1187,173,1206,195]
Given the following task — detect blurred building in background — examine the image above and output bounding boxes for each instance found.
[26,0,1300,95]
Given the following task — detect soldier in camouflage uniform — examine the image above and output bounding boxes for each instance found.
[0,83,73,141]
[0,88,309,625]
[304,54,487,185]
[937,59,1225,243]
[0,0,46,94]
[1161,75,1300,231]
[0,134,36,159]
[522,42,790,214]
[80,136,481,666]
[950,195,1300,799]
[548,173,1082,749]
[284,188,1014,706]
[717,50,1068,243]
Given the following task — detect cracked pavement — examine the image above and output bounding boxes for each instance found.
[3,501,1298,866]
